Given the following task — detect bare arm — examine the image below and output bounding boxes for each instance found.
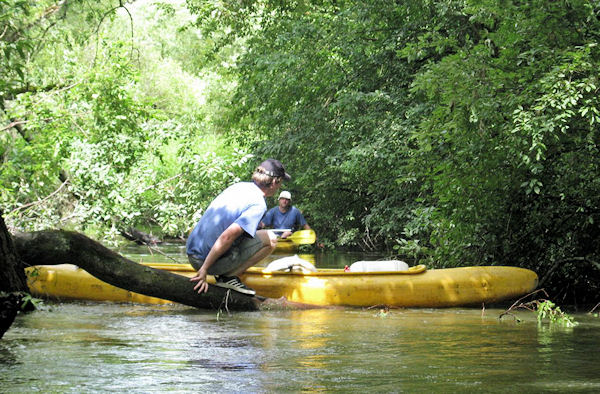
[190,223,244,293]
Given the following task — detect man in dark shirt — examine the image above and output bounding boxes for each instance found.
[260,191,311,239]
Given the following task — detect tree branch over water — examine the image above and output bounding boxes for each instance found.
[12,230,319,311]
[13,230,260,311]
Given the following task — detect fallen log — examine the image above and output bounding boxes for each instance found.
[0,214,28,339]
[13,230,319,311]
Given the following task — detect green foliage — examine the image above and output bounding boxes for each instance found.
[535,300,578,328]
[20,292,42,310]
[0,0,40,88]
[184,0,600,303]
[396,1,600,300]
[192,0,425,251]
[500,295,578,328]
[2,0,600,305]
[1,0,252,241]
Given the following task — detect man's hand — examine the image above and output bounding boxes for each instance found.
[280,230,292,239]
[190,223,243,293]
[190,267,209,293]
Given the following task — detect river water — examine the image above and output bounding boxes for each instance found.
[1,245,600,392]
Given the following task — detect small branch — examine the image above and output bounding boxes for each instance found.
[144,244,180,264]
[93,2,136,65]
[0,25,8,40]
[507,288,549,311]
[41,1,67,20]
[93,5,122,65]
[1,120,27,133]
[499,288,549,321]
[120,1,135,61]
[7,178,69,215]
[2,108,87,134]
[1,81,79,103]
[218,289,232,319]
[47,81,80,96]
[138,173,182,194]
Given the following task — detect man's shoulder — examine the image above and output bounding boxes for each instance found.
[227,182,264,200]
[228,181,258,192]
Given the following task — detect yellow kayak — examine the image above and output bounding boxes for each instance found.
[25,263,538,308]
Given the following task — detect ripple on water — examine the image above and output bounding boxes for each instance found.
[1,303,600,392]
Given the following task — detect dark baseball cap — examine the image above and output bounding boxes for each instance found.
[259,159,291,181]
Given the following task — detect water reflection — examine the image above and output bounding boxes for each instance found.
[1,303,600,392]
[6,240,600,391]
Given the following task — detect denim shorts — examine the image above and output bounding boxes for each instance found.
[187,234,264,275]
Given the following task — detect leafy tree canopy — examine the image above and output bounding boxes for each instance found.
[1,0,599,303]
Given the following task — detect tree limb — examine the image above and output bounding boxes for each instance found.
[12,230,320,311]
[13,230,260,310]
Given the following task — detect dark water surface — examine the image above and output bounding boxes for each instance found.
[2,245,599,392]
[2,304,599,392]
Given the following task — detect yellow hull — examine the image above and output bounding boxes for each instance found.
[274,239,299,253]
[26,264,176,305]
[25,263,538,308]
[241,265,538,307]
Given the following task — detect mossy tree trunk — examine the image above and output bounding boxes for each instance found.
[12,230,262,311]
[0,213,28,339]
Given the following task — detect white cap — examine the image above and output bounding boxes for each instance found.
[278,191,291,200]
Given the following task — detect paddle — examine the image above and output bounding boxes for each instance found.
[282,229,316,245]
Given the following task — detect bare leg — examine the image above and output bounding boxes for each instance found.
[226,230,277,276]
